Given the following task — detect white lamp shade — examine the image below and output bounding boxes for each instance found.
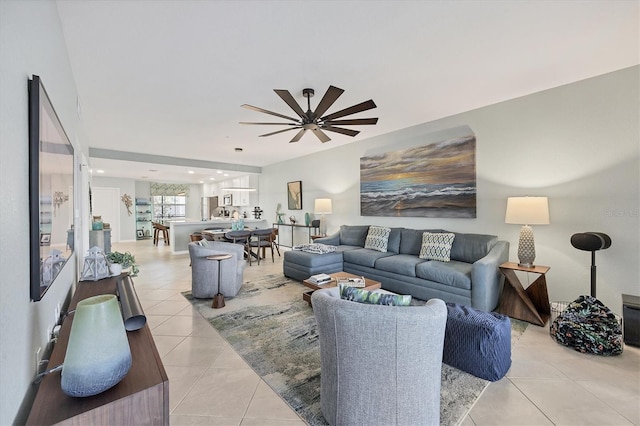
[505,197,550,225]
[314,198,333,214]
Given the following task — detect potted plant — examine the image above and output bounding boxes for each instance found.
[106,251,139,277]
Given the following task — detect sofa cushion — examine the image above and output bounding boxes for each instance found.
[374,254,426,277]
[339,284,412,306]
[399,228,445,255]
[450,233,498,263]
[419,232,455,262]
[343,248,396,268]
[386,227,403,254]
[415,260,472,290]
[339,225,370,247]
[364,226,391,252]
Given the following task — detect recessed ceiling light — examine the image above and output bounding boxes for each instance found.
[96,169,105,173]
[209,177,215,180]
[224,173,229,177]
[217,171,222,174]
[199,181,204,184]
[188,170,195,174]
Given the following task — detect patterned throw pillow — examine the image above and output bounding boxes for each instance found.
[195,239,209,247]
[364,225,391,252]
[419,232,455,262]
[339,284,412,306]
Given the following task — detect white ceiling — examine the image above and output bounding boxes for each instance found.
[56,0,639,184]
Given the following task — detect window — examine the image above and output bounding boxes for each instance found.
[153,195,186,221]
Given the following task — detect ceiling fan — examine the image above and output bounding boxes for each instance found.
[240,85,378,143]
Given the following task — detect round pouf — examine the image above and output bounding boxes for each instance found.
[61,294,132,397]
[550,295,622,356]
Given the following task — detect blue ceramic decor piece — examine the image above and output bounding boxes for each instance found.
[61,294,132,397]
[305,212,310,226]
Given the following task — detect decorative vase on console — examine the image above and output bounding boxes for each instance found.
[61,294,132,397]
[305,212,310,226]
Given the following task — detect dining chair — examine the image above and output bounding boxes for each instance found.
[224,230,253,265]
[249,228,277,265]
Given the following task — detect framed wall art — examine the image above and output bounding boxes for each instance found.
[287,181,302,210]
[360,133,476,218]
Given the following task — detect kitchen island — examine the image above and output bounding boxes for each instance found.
[168,218,268,254]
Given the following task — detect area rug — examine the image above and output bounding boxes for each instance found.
[183,274,527,425]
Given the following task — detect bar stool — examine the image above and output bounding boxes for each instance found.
[153,223,170,246]
[190,232,204,242]
[206,253,232,309]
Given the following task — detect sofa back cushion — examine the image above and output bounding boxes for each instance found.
[339,225,370,247]
[450,233,498,263]
[399,228,445,255]
[386,228,403,254]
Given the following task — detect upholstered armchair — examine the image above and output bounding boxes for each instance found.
[188,241,246,298]
[311,287,447,426]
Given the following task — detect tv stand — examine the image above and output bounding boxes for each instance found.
[27,275,169,425]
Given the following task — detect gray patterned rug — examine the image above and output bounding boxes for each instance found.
[183,274,527,425]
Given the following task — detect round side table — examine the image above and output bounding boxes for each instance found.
[206,253,232,309]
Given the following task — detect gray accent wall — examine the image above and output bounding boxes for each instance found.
[261,66,639,317]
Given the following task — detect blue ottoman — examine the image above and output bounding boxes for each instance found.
[443,303,511,381]
[283,249,344,281]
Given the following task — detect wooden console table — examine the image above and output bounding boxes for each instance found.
[497,262,551,326]
[27,276,169,425]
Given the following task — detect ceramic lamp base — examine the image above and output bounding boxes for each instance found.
[517,225,536,268]
[212,293,225,309]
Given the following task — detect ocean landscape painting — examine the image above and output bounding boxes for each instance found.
[360,135,476,218]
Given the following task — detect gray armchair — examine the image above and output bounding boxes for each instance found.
[188,241,246,298]
[311,287,447,426]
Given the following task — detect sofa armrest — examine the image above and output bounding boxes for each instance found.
[471,240,509,312]
[314,231,340,246]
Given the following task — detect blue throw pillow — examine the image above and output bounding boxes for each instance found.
[339,284,411,306]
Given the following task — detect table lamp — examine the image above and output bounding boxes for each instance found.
[314,198,333,236]
[505,196,550,267]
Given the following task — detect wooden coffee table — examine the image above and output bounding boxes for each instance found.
[302,272,381,305]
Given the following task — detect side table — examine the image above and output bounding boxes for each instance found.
[497,262,551,326]
[207,254,232,308]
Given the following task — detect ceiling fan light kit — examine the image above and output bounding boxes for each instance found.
[241,85,378,143]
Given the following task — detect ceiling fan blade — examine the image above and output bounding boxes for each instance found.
[289,129,306,143]
[320,99,377,121]
[323,126,360,137]
[311,128,331,143]
[241,104,300,122]
[240,122,300,125]
[274,90,306,119]
[324,118,378,126]
[259,127,301,137]
[313,85,344,119]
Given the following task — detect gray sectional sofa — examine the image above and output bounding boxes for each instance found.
[283,225,509,312]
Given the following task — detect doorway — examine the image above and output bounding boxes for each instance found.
[91,187,120,243]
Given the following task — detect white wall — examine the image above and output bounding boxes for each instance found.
[261,66,639,315]
[0,1,88,423]
[91,176,137,242]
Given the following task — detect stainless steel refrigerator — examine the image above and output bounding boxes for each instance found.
[201,196,219,220]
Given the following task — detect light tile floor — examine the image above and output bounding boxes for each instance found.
[117,240,639,425]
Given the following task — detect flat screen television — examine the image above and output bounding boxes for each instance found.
[29,75,76,301]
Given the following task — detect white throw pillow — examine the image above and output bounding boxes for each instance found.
[419,232,455,262]
[364,226,391,252]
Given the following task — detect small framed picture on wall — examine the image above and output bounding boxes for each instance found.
[287,181,302,210]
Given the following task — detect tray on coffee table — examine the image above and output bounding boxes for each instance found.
[302,272,381,305]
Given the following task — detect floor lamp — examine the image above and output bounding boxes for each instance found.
[314,198,332,236]
[505,196,550,268]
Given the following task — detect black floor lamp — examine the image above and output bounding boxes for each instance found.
[570,232,612,298]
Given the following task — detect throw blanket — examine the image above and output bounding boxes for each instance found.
[292,243,336,254]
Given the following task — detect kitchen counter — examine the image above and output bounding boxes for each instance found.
[168,218,267,254]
